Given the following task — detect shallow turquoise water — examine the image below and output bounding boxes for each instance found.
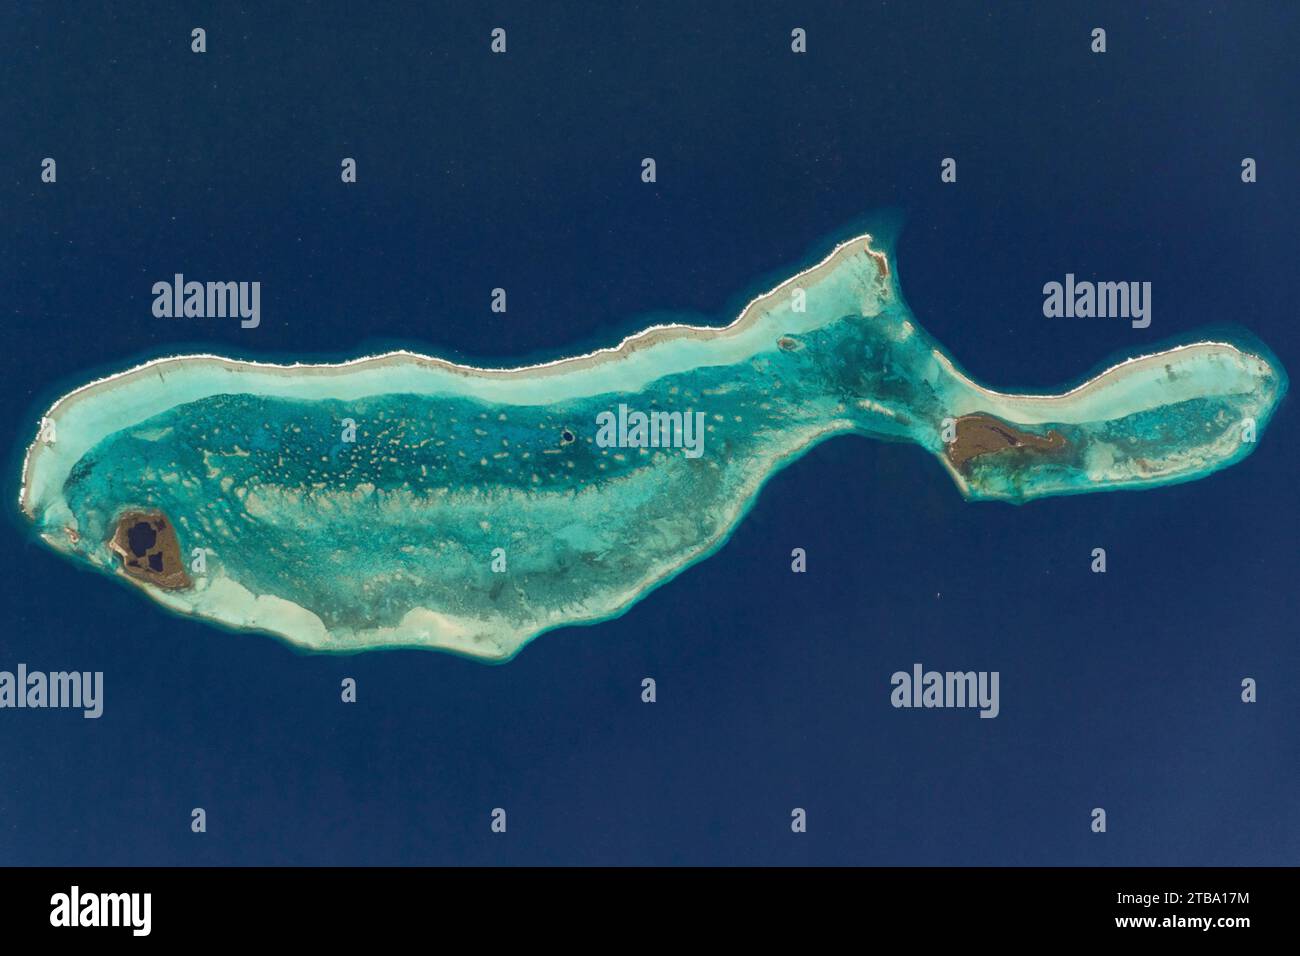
[25,236,1287,656]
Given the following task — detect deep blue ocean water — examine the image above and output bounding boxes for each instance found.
[1,3,1295,865]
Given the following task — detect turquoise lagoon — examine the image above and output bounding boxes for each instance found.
[18,233,1288,659]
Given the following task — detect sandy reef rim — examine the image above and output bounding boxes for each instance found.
[18,232,884,514]
[17,227,1272,516]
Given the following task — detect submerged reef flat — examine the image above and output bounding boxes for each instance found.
[18,235,1287,659]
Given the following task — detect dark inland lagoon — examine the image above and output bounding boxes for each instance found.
[0,2,1295,865]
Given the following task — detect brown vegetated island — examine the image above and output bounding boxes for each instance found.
[945,413,1068,471]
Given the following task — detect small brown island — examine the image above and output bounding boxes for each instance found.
[109,509,191,590]
[946,413,1068,471]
